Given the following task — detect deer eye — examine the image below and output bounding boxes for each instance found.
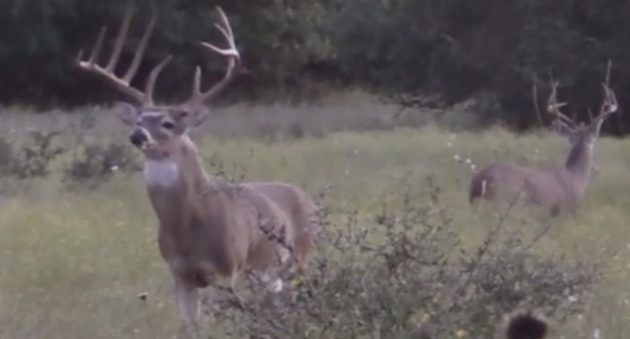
[162,121,175,130]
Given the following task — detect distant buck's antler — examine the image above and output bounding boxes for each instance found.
[546,81,579,133]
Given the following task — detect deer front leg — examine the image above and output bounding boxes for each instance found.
[174,278,200,323]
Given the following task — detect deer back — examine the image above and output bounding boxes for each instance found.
[470,162,576,212]
[522,167,580,212]
[246,181,320,266]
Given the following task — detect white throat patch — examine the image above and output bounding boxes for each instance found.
[143,159,179,187]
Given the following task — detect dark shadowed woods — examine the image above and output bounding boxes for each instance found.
[2,0,630,133]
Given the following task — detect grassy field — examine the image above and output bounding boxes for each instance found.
[1,98,630,338]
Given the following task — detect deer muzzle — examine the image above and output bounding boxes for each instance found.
[130,129,150,148]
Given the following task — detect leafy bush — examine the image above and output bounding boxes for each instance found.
[8,129,65,179]
[64,142,141,185]
[204,179,596,338]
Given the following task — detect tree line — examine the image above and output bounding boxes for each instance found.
[2,0,630,133]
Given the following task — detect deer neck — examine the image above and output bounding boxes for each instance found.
[563,140,594,197]
[143,135,212,221]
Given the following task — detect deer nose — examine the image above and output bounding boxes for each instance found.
[130,129,148,147]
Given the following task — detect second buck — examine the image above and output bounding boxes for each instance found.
[469,77,618,216]
[75,6,321,324]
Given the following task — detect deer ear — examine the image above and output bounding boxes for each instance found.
[183,106,210,128]
[550,120,573,137]
[170,106,209,129]
[113,102,138,126]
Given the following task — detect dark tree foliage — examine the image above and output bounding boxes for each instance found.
[2,0,630,133]
[0,0,332,106]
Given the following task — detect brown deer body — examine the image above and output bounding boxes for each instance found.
[75,6,320,323]
[470,79,618,216]
[142,132,318,321]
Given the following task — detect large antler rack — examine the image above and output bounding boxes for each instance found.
[76,4,171,106]
[546,60,619,133]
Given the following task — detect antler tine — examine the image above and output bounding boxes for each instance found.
[546,81,578,129]
[551,117,578,134]
[145,55,173,105]
[75,4,170,106]
[202,6,238,56]
[123,16,157,83]
[595,59,618,120]
[106,3,133,73]
[598,83,618,118]
[188,6,241,106]
[192,66,203,97]
[88,27,107,65]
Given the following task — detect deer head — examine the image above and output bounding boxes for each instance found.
[77,5,240,160]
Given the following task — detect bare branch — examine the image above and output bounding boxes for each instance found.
[531,75,543,127]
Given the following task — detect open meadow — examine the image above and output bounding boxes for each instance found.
[1,95,630,338]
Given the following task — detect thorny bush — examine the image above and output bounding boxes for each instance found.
[204,178,597,338]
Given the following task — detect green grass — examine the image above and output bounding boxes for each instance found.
[1,106,630,338]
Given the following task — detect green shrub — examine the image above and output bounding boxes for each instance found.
[63,142,141,185]
[9,129,65,179]
[207,178,597,338]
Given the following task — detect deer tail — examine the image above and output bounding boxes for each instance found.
[469,173,485,204]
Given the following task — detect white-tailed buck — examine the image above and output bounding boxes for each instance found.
[76,6,321,324]
[469,76,618,216]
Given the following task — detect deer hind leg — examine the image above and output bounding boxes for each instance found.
[291,210,321,269]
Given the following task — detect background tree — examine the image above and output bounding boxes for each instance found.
[1,0,630,133]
